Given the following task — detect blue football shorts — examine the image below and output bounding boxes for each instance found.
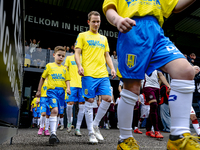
[40,97,51,116]
[82,76,111,98]
[47,87,65,115]
[66,87,85,103]
[117,16,185,79]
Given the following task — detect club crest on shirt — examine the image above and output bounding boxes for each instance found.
[126,54,136,68]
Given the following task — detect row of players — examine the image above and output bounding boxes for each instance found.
[33,3,200,149]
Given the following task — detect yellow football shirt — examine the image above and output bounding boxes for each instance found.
[31,97,40,108]
[75,31,109,78]
[102,0,179,27]
[65,55,82,88]
[41,79,48,97]
[42,62,71,90]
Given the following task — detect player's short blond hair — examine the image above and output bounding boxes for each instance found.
[88,11,100,21]
[54,46,65,53]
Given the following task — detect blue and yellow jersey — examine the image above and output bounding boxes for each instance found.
[41,79,48,97]
[42,63,71,90]
[75,31,109,78]
[103,0,178,27]
[65,55,82,88]
[31,97,40,108]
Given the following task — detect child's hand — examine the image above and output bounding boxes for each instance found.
[116,17,136,33]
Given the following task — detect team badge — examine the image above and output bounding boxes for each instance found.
[126,54,136,68]
[52,98,56,103]
[85,89,88,95]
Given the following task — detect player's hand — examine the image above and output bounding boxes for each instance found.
[35,108,37,111]
[30,109,32,112]
[111,69,116,79]
[116,17,136,33]
[36,91,41,97]
[78,66,84,76]
[67,89,71,95]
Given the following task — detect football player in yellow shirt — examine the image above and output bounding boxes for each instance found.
[37,78,51,136]
[30,96,38,128]
[36,46,71,145]
[103,0,199,150]
[75,11,116,144]
[65,55,85,136]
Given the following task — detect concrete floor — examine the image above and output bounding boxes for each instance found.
[0,127,186,150]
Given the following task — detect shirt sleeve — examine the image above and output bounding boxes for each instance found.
[102,0,118,15]
[161,0,179,18]
[75,33,83,50]
[64,56,70,67]
[65,68,71,81]
[42,64,49,79]
[104,37,110,52]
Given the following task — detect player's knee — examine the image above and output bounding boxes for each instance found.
[179,65,195,80]
[51,107,58,115]
[101,95,112,102]
[67,102,74,105]
[87,98,94,103]
[79,102,85,104]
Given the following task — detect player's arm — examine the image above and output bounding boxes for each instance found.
[173,0,196,13]
[75,48,84,76]
[158,72,170,90]
[118,85,122,93]
[66,80,71,95]
[36,77,45,97]
[30,104,33,112]
[105,52,116,79]
[105,4,136,33]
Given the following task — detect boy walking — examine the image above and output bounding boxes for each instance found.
[36,46,71,144]
[103,0,200,149]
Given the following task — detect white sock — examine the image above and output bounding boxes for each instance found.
[40,116,46,128]
[49,116,57,135]
[71,117,73,123]
[60,118,64,126]
[93,100,110,127]
[192,119,200,135]
[85,101,94,134]
[37,118,40,126]
[67,104,73,124]
[118,89,137,140]
[138,121,141,128]
[76,104,85,130]
[45,118,49,131]
[169,79,194,135]
[134,127,138,130]
[32,118,35,124]
[56,116,60,129]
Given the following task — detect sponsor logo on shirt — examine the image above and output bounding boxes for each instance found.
[125,0,160,8]
[168,95,177,102]
[71,61,77,65]
[87,40,105,49]
[51,74,65,80]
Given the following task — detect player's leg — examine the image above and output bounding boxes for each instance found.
[66,87,76,132]
[93,78,112,141]
[82,76,98,144]
[59,114,64,130]
[161,58,199,149]
[75,88,85,136]
[133,102,142,134]
[117,79,140,150]
[190,106,200,136]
